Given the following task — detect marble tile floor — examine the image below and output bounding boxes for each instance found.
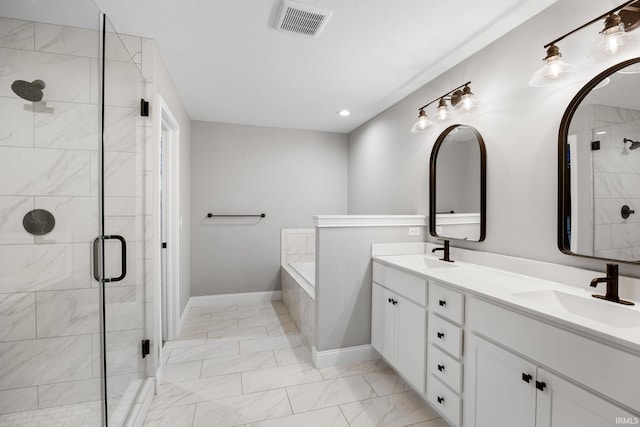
[143,300,450,427]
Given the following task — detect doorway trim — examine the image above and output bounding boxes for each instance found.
[156,94,181,342]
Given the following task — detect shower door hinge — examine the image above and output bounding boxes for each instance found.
[140,99,150,117]
[141,339,150,358]
[162,242,167,249]
[591,140,600,150]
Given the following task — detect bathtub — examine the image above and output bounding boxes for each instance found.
[288,261,315,288]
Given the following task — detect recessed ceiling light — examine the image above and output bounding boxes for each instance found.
[337,109,351,117]
[596,131,607,135]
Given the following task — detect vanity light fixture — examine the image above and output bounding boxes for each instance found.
[530,0,640,87]
[411,81,475,132]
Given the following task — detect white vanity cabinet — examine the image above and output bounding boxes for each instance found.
[465,297,639,427]
[371,262,427,393]
[426,282,465,427]
[372,256,640,427]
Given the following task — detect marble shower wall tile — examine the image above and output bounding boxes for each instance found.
[0,48,91,103]
[104,106,137,152]
[0,18,34,50]
[37,378,101,408]
[103,60,141,108]
[593,104,640,124]
[34,196,98,244]
[0,196,34,244]
[35,23,99,57]
[34,101,99,150]
[0,147,91,196]
[104,197,137,217]
[0,335,92,390]
[0,387,38,415]
[104,285,144,332]
[0,97,34,147]
[36,288,99,338]
[105,329,145,376]
[0,292,36,341]
[105,33,142,64]
[103,151,136,197]
[0,243,91,293]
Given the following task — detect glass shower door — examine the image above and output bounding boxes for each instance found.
[100,15,149,426]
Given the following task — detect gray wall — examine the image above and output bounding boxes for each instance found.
[146,42,193,316]
[191,122,348,296]
[347,0,640,276]
[315,226,425,351]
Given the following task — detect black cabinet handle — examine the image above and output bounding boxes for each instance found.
[536,380,546,391]
[393,299,398,305]
[439,300,446,307]
[437,332,445,339]
[437,396,444,404]
[437,364,445,372]
[522,373,532,383]
[388,298,392,303]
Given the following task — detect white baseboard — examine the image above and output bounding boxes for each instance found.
[312,344,380,369]
[186,291,282,309]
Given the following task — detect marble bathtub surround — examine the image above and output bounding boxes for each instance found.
[143,300,446,427]
[281,267,315,348]
[280,228,315,265]
[280,228,316,351]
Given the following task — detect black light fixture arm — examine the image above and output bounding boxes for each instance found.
[417,81,471,111]
[543,0,635,48]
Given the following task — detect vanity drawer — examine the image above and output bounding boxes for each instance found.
[428,344,463,394]
[427,376,462,427]
[373,262,426,306]
[429,312,463,358]
[429,282,464,325]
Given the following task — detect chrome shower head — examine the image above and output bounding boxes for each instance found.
[11,79,45,102]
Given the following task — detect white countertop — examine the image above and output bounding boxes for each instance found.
[373,253,640,354]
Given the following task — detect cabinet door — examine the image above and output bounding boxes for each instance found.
[371,283,395,361]
[536,369,637,427]
[395,294,426,393]
[466,335,537,427]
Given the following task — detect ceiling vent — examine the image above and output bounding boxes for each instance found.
[275,0,333,38]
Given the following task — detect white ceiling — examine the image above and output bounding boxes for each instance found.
[5,0,557,133]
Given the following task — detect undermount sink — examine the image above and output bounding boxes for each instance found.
[514,289,640,329]
[421,257,457,269]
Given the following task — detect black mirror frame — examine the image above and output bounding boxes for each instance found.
[558,57,640,263]
[429,124,487,241]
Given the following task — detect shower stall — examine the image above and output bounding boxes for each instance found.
[0,2,153,426]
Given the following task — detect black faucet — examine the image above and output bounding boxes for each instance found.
[590,263,634,306]
[431,239,453,262]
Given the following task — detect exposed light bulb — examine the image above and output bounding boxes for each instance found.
[436,98,449,121]
[337,109,351,117]
[411,109,431,133]
[587,14,636,61]
[529,44,574,87]
[460,85,474,111]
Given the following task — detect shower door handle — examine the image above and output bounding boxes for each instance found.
[92,235,127,283]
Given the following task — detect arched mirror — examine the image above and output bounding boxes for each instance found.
[559,57,640,263]
[429,124,486,241]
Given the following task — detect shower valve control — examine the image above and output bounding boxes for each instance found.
[621,205,635,219]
